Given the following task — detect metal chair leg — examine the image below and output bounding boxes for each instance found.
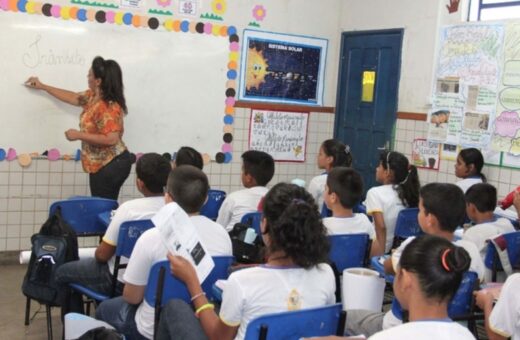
[25,297,31,325]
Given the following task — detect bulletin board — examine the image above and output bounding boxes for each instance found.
[0,7,238,163]
[431,22,520,169]
[248,109,308,162]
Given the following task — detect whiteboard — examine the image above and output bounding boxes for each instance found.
[0,10,230,157]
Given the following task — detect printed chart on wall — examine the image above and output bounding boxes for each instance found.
[248,109,308,162]
[412,139,441,170]
[430,24,504,148]
[238,30,327,106]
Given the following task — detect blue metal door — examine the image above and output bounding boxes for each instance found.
[334,29,403,193]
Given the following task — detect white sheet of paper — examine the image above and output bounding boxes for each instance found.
[153,202,214,283]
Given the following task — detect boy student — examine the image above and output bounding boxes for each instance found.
[96,165,232,340]
[217,150,275,232]
[55,153,171,313]
[345,183,484,338]
[322,168,376,251]
[463,183,515,259]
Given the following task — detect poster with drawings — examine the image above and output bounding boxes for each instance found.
[249,109,308,162]
[412,139,441,170]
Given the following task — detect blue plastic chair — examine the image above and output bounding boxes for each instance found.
[243,303,346,340]
[321,203,332,218]
[200,189,226,221]
[328,233,371,273]
[241,212,263,235]
[145,256,234,337]
[484,231,520,282]
[49,197,119,237]
[370,255,394,284]
[392,208,421,249]
[69,219,154,311]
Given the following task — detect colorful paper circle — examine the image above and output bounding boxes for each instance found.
[223,133,233,143]
[33,2,43,14]
[225,97,235,106]
[18,153,32,167]
[195,22,204,33]
[25,1,35,13]
[87,9,96,21]
[48,148,60,161]
[189,21,197,33]
[221,143,232,153]
[212,24,220,36]
[148,17,159,30]
[226,69,237,79]
[132,14,140,27]
[17,0,27,12]
[164,19,173,31]
[114,11,124,25]
[230,42,239,51]
[75,149,81,161]
[223,115,234,124]
[105,10,115,23]
[42,3,52,16]
[172,20,181,31]
[123,12,133,25]
[61,6,71,19]
[204,23,212,34]
[180,20,189,32]
[50,4,60,17]
[0,0,8,11]
[229,34,239,43]
[226,80,236,88]
[77,8,87,21]
[225,88,236,97]
[95,10,106,23]
[224,152,232,163]
[0,148,5,161]
[202,153,211,165]
[229,51,239,61]
[6,148,17,161]
[223,125,233,133]
[215,152,225,164]
[219,25,228,37]
[225,106,234,114]
[227,26,237,35]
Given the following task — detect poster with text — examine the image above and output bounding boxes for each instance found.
[249,109,308,162]
[412,139,441,170]
[238,30,327,106]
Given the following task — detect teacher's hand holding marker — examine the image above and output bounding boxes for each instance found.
[25,56,133,200]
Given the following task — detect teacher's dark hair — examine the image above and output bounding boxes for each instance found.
[92,56,127,114]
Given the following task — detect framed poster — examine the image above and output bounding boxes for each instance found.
[238,30,327,106]
[248,109,309,162]
[412,139,441,170]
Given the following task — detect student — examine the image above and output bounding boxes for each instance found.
[96,165,233,340]
[308,139,352,209]
[345,183,484,337]
[156,183,335,340]
[55,153,171,314]
[173,146,204,170]
[463,183,515,259]
[364,151,420,254]
[216,150,275,232]
[475,273,520,340]
[455,148,486,193]
[322,168,377,253]
[308,235,476,340]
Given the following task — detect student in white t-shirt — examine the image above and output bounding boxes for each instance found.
[476,273,520,340]
[323,167,377,255]
[463,183,515,259]
[55,153,171,315]
[156,183,336,340]
[308,139,353,210]
[96,165,233,340]
[217,150,275,232]
[365,151,420,255]
[455,148,486,193]
[345,183,484,337]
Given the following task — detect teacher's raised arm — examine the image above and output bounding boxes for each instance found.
[26,56,133,201]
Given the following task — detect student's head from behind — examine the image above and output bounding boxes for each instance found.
[394,235,470,310]
[241,150,275,187]
[261,183,329,268]
[135,153,172,195]
[455,148,485,181]
[377,151,420,207]
[419,183,465,234]
[318,139,353,171]
[465,183,497,220]
[174,146,203,170]
[90,56,127,114]
[165,165,209,214]
[324,167,363,210]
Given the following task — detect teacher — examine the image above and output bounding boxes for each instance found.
[26,56,132,200]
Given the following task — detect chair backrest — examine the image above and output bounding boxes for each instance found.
[240,212,263,235]
[393,271,479,321]
[200,189,226,220]
[116,220,155,258]
[49,198,119,236]
[392,208,421,248]
[484,231,520,281]
[321,203,332,218]
[243,303,346,340]
[328,233,371,272]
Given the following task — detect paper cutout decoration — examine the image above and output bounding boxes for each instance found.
[75,149,81,161]
[215,152,225,163]
[6,148,17,161]
[211,0,226,15]
[202,153,211,165]
[249,4,266,27]
[0,148,5,161]
[156,0,171,8]
[179,0,197,17]
[446,0,460,14]
[18,153,32,167]
[48,148,61,161]
[70,0,119,9]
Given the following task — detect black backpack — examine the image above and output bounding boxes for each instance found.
[22,206,79,305]
[229,222,265,264]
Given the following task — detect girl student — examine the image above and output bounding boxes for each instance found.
[308,235,476,340]
[455,147,486,193]
[365,151,420,254]
[156,182,335,340]
[308,139,353,210]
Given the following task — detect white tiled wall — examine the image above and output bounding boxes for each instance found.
[0,107,335,252]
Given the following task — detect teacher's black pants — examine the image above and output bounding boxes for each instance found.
[89,150,132,200]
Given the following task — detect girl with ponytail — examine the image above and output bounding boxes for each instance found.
[157,183,335,340]
[365,151,420,254]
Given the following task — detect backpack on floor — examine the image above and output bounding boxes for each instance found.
[21,206,79,305]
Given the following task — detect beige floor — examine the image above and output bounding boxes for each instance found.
[0,264,63,340]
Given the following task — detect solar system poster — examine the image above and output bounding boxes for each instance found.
[238,30,328,106]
